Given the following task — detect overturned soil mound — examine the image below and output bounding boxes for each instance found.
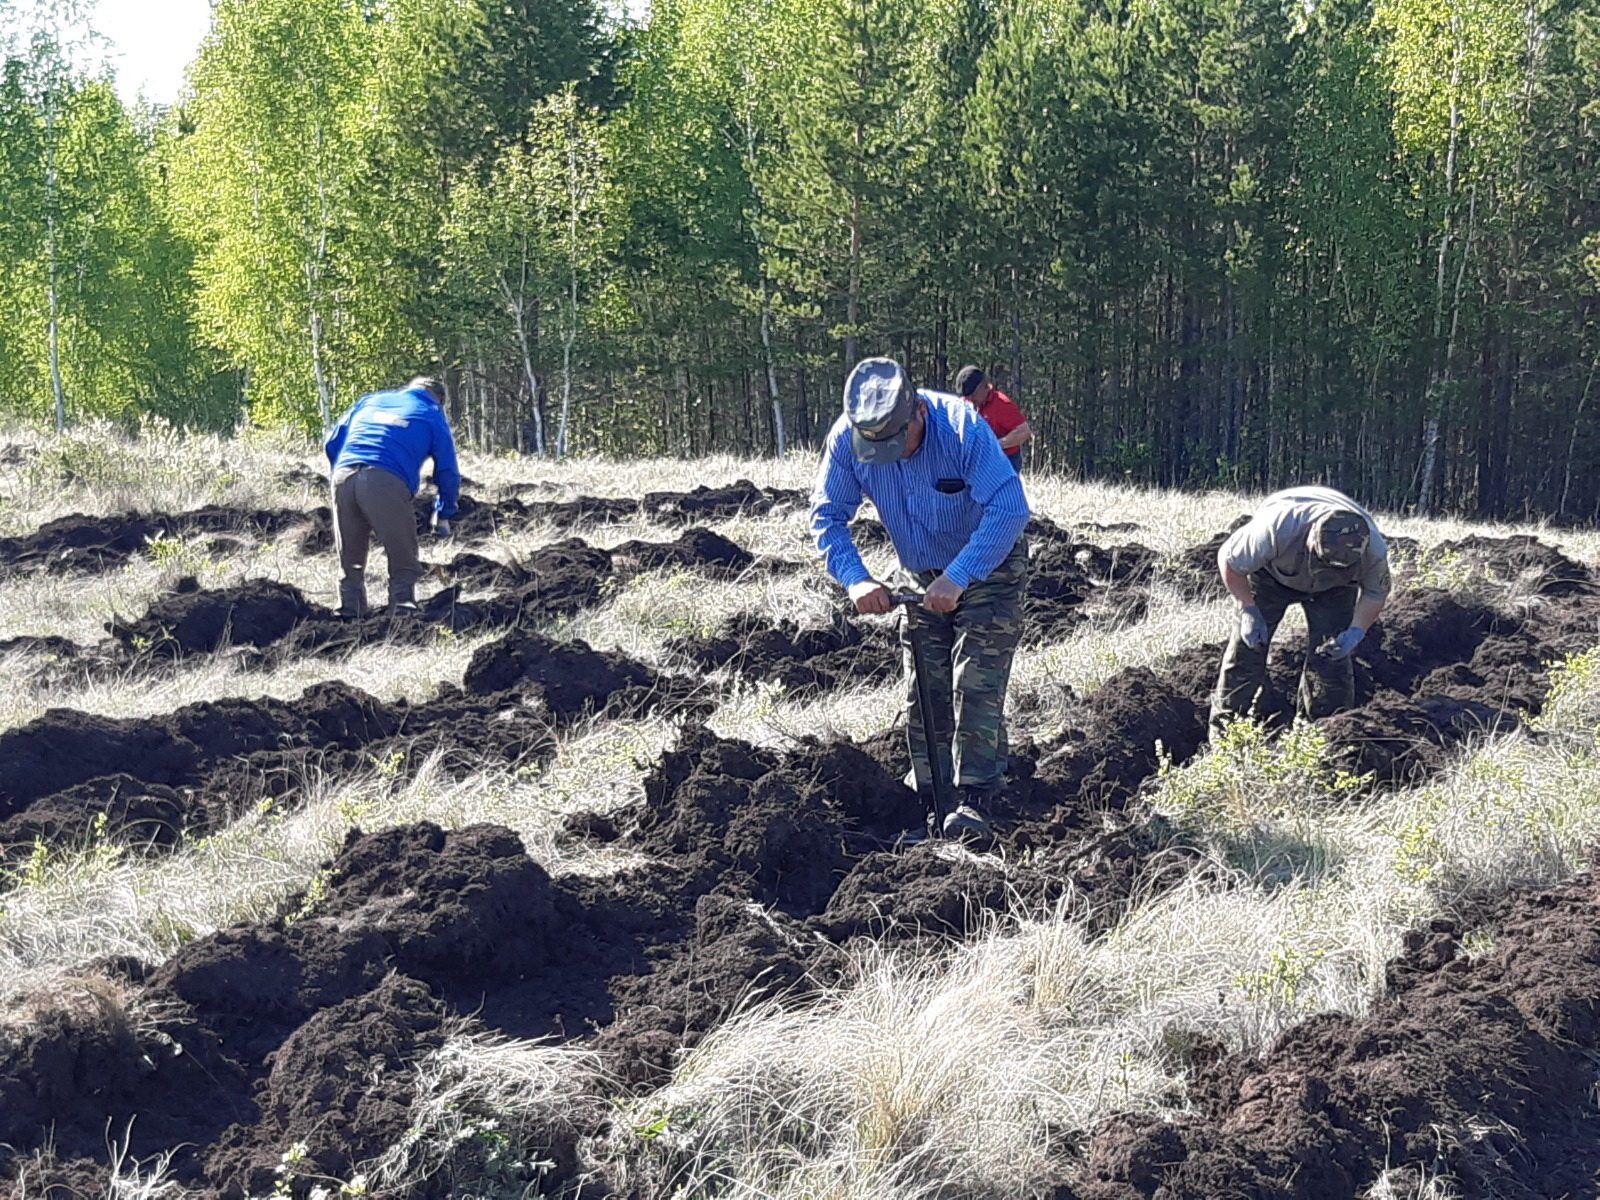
[1072,872,1600,1200]
[1435,532,1594,595]
[108,577,317,657]
[667,609,903,693]
[1027,537,1155,638]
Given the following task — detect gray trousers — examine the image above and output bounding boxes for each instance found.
[902,540,1028,794]
[1210,571,1357,739]
[332,464,422,615]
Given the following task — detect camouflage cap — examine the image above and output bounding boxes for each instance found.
[1311,510,1369,568]
[844,358,916,464]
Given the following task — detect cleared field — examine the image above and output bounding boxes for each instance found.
[1,421,1598,1199]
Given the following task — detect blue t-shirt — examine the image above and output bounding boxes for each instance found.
[324,386,460,518]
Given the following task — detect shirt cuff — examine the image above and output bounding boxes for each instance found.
[942,562,973,589]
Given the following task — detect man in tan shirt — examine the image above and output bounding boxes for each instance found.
[1210,485,1392,739]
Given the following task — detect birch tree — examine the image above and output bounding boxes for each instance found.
[442,87,615,456]
[171,0,371,430]
[1376,0,1525,511]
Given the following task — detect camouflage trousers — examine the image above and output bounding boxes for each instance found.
[1209,571,1357,740]
[901,540,1028,794]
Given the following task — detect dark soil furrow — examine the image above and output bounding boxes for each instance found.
[1,528,754,694]
[0,480,805,580]
[0,505,322,577]
[0,632,710,859]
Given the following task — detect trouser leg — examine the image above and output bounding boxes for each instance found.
[1298,583,1358,718]
[901,602,956,796]
[1209,573,1295,739]
[950,541,1028,790]
[355,466,424,611]
[331,468,372,617]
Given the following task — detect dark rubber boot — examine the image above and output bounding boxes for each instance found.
[942,804,992,839]
[387,577,418,617]
[338,580,369,620]
[942,785,997,840]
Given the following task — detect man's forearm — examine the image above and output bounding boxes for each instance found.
[813,519,870,588]
[1220,560,1256,609]
[1353,595,1384,632]
[944,497,1030,588]
[1000,422,1033,451]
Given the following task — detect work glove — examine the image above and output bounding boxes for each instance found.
[922,574,964,613]
[1238,605,1269,650]
[433,516,451,539]
[1323,626,1365,661]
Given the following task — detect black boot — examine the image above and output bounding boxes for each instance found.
[387,578,419,617]
[338,580,369,620]
[942,785,997,840]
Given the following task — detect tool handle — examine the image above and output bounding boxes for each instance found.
[888,590,925,607]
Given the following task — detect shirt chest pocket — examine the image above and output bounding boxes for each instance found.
[912,486,976,534]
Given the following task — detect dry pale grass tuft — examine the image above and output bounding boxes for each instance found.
[1364,1163,1462,1200]
[369,1027,612,1195]
[461,449,816,498]
[608,935,1069,1200]
[0,417,316,531]
[0,623,500,734]
[605,860,1393,1199]
[0,970,137,1039]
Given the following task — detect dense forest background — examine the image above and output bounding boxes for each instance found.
[1,0,1598,517]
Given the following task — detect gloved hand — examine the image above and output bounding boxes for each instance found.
[922,574,964,613]
[1323,626,1365,661]
[434,518,451,539]
[1239,605,1269,650]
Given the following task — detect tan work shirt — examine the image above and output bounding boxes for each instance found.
[1222,486,1391,599]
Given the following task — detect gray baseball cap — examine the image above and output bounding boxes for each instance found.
[844,358,916,464]
[1311,510,1370,568]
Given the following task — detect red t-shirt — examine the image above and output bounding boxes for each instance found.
[973,388,1027,456]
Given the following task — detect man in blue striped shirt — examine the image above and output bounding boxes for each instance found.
[810,358,1031,837]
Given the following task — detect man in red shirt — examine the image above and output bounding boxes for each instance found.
[955,366,1032,473]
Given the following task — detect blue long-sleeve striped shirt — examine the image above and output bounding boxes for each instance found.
[810,390,1030,589]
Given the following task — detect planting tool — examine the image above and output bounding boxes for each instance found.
[889,589,955,839]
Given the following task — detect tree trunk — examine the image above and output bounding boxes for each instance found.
[1416,28,1464,515]
[558,305,574,459]
[1559,355,1600,517]
[502,279,544,454]
[308,129,335,430]
[45,109,64,432]
[760,274,785,456]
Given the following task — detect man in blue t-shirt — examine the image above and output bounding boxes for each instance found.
[810,358,1030,837]
[323,376,460,617]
